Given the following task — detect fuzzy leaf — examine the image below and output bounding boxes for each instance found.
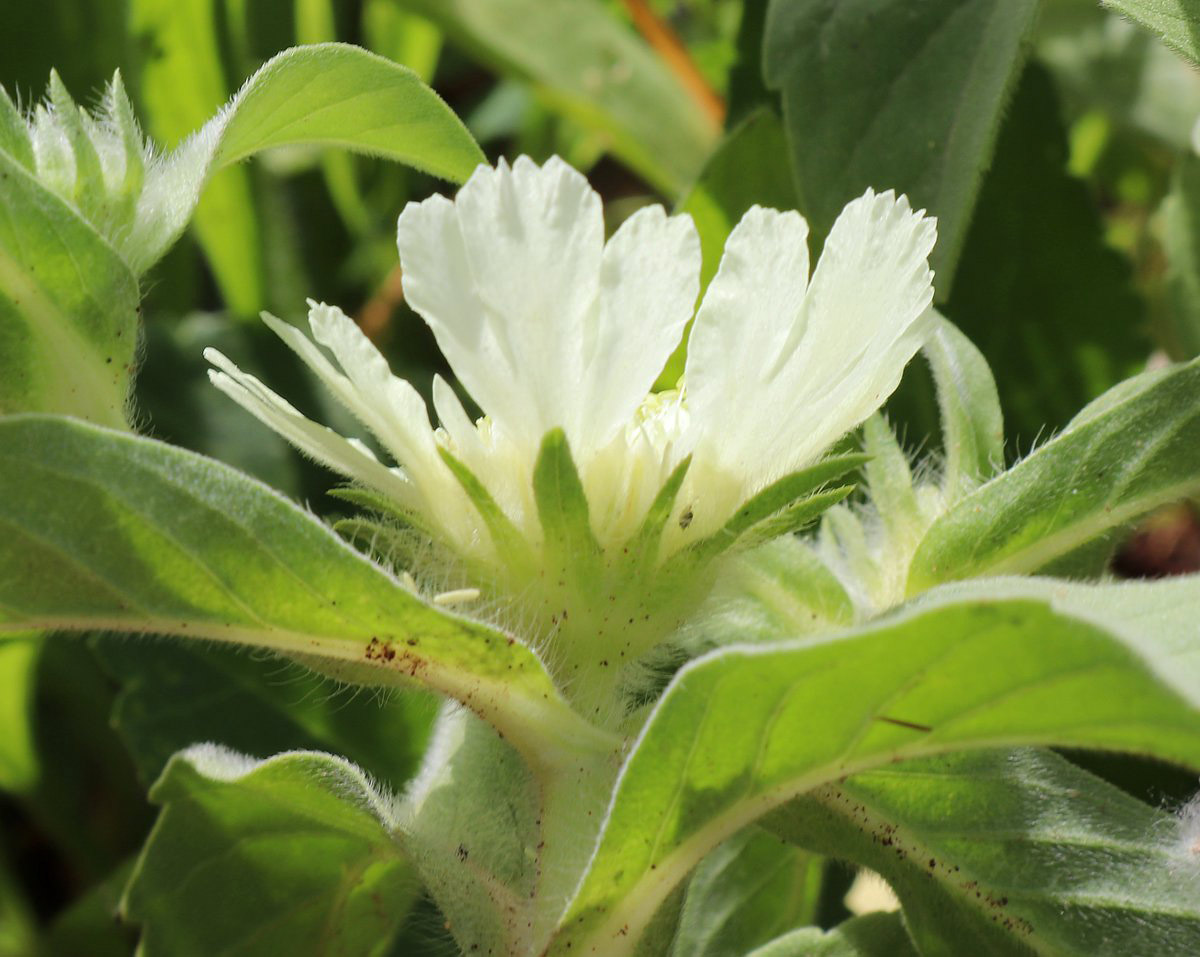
[770,748,1200,955]
[669,828,822,957]
[908,356,1200,591]
[0,415,610,763]
[549,576,1200,954]
[0,151,137,427]
[124,747,417,956]
[127,42,484,276]
[1102,0,1200,65]
[763,0,1039,289]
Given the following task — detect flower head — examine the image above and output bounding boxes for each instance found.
[206,156,935,713]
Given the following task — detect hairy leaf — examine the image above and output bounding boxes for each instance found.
[945,64,1146,435]
[670,827,822,957]
[746,913,918,957]
[1103,0,1200,65]
[770,748,1200,955]
[0,415,610,764]
[125,747,417,956]
[763,0,1039,289]
[0,151,138,426]
[550,577,1200,954]
[908,357,1200,591]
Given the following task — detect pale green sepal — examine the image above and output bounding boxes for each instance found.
[861,414,920,541]
[328,486,437,540]
[47,70,105,217]
[725,454,868,541]
[682,454,869,567]
[124,746,418,957]
[438,445,534,573]
[621,454,691,580]
[922,314,1003,500]
[735,485,855,552]
[682,538,855,651]
[533,428,603,582]
[106,72,146,207]
[907,355,1200,592]
[0,87,33,170]
[333,516,428,573]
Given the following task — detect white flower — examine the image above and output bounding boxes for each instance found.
[206,154,935,599]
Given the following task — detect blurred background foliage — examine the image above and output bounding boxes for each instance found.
[2,0,1199,952]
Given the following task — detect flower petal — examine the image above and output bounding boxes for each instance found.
[397,156,604,454]
[203,348,417,507]
[302,301,444,479]
[688,191,936,501]
[685,205,812,476]
[586,204,699,444]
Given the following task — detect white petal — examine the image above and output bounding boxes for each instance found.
[585,204,700,444]
[203,348,417,508]
[302,301,444,476]
[397,156,604,453]
[688,192,936,500]
[685,205,812,476]
[778,190,936,464]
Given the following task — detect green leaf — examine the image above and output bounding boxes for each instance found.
[91,638,437,786]
[907,357,1200,591]
[129,42,484,278]
[944,64,1146,435]
[922,314,1004,500]
[44,859,137,957]
[0,636,40,792]
[669,828,823,957]
[399,706,543,956]
[0,415,611,765]
[763,0,1039,289]
[1103,0,1200,66]
[394,0,717,193]
[549,578,1200,954]
[770,748,1200,955]
[124,747,417,956]
[0,151,138,427]
[745,913,918,957]
[1164,151,1200,359]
